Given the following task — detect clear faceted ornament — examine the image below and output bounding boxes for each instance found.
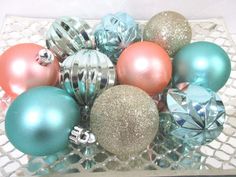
[158,113,202,169]
[166,84,225,146]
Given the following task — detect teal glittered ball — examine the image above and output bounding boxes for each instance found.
[173,41,231,91]
[5,86,80,156]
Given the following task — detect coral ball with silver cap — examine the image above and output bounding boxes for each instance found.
[36,48,55,66]
[0,43,60,98]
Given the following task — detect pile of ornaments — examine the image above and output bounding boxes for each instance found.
[0,11,231,159]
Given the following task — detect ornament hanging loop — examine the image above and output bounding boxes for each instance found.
[69,126,96,145]
[36,49,54,66]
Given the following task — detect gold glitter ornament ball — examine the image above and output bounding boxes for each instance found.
[143,11,192,56]
[90,85,159,157]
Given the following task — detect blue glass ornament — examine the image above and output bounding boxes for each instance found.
[166,85,225,146]
[173,41,231,91]
[5,86,80,156]
[94,12,141,63]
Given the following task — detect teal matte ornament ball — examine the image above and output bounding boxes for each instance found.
[173,41,231,91]
[5,86,80,156]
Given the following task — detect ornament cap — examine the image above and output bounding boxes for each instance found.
[36,49,54,66]
[69,126,96,145]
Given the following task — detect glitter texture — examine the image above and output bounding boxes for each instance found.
[143,11,192,56]
[90,85,159,157]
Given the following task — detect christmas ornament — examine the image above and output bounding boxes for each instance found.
[46,17,95,62]
[90,85,159,157]
[94,12,141,63]
[143,11,192,56]
[166,84,225,146]
[117,41,172,95]
[5,86,81,156]
[0,43,60,98]
[172,41,231,91]
[60,49,116,106]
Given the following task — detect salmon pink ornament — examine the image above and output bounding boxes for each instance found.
[0,43,60,98]
[117,41,172,95]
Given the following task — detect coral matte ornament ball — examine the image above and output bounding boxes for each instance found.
[116,41,172,95]
[0,43,60,98]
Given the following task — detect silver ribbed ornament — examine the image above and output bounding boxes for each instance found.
[60,49,116,106]
[46,17,95,62]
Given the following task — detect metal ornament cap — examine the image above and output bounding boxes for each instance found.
[69,126,96,145]
[166,84,225,146]
[36,49,55,66]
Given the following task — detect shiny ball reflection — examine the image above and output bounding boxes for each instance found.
[117,41,172,95]
[5,86,81,156]
[173,41,231,91]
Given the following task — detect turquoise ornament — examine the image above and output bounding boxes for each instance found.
[94,12,141,63]
[173,41,231,91]
[5,86,80,156]
[166,85,225,146]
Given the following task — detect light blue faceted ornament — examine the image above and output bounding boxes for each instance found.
[94,12,141,63]
[60,49,116,106]
[46,17,95,62]
[154,112,202,169]
[5,86,81,156]
[173,41,231,91]
[166,84,225,146]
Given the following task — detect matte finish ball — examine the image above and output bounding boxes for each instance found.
[117,41,172,95]
[90,85,159,157]
[5,87,80,156]
[0,43,60,98]
[173,41,231,91]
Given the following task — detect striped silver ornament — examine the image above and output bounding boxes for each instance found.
[60,49,116,106]
[46,17,95,62]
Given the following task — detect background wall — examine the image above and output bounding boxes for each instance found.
[0,0,236,34]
